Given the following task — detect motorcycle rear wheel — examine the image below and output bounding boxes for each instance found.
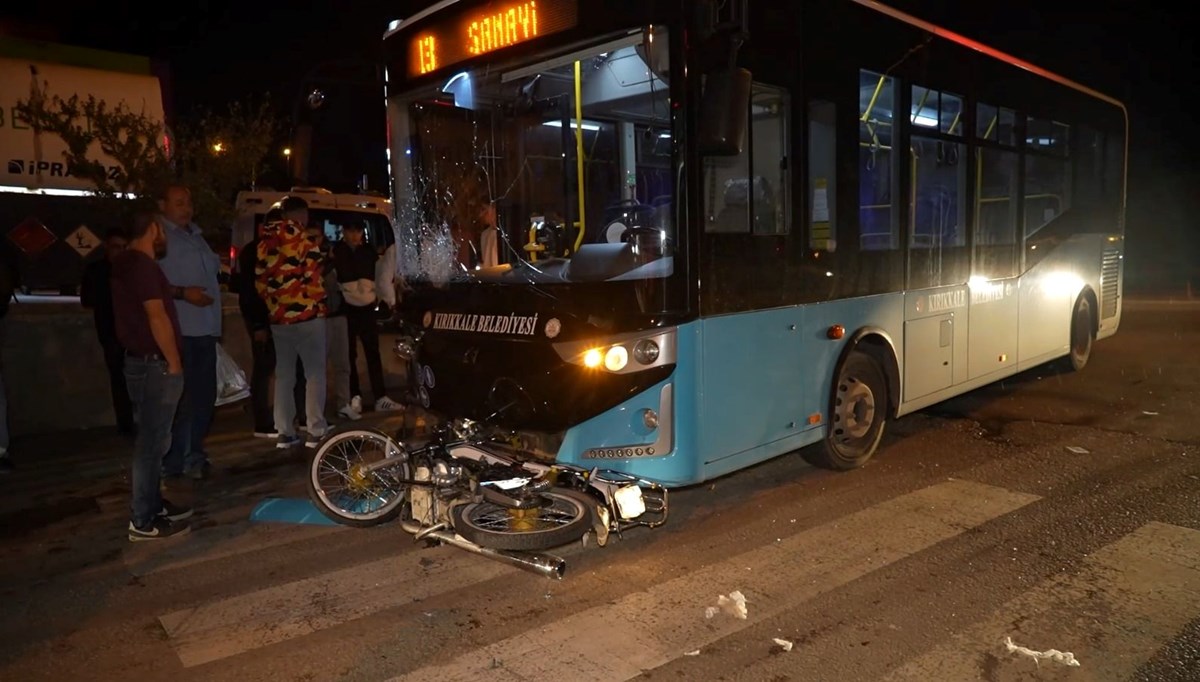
[308,429,410,527]
[451,488,591,551]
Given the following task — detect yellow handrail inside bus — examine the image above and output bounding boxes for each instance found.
[860,75,887,151]
[574,59,586,254]
[861,75,885,122]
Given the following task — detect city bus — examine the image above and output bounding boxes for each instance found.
[382,0,1127,483]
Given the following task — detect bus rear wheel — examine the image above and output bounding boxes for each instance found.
[1065,294,1094,372]
[805,350,888,470]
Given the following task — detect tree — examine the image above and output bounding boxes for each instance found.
[175,97,281,237]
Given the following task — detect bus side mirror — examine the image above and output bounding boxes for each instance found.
[699,67,752,156]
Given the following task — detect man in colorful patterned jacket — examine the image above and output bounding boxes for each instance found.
[254,196,328,449]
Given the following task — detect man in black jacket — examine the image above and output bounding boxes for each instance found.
[236,209,304,437]
[81,227,135,436]
[332,220,402,413]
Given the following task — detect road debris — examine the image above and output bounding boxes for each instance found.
[1065,446,1090,454]
[1142,410,1159,416]
[773,638,794,652]
[705,590,749,620]
[684,649,701,656]
[1003,636,1081,668]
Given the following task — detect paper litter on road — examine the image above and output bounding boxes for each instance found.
[1003,636,1081,667]
[1143,410,1160,415]
[1065,446,1090,454]
[773,638,794,652]
[705,591,749,620]
[684,649,701,656]
[718,590,748,619]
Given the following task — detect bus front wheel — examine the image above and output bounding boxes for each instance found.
[806,350,888,470]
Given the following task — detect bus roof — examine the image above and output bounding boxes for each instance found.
[855,0,1126,112]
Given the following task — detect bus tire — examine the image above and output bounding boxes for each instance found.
[805,350,888,470]
[1065,294,1094,372]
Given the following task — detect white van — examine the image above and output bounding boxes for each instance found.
[230,187,399,307]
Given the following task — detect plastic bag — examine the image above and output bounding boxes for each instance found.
[215,342,251,406]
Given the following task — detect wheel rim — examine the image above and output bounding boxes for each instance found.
[835,375,876,441]
[461,495,584,536]
[311,433,408,520]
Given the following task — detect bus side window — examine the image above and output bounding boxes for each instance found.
[808,100,836,251]
[750,84,789,235]
[704,82,790,235]
[858,70,898,252]
[703,136,751,234]
[974,103,1019,279]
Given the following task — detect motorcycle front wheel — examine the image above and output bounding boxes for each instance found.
[451,488,592,551]
[308,429,410,527]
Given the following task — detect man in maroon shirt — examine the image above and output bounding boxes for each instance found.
[112,211,193,541]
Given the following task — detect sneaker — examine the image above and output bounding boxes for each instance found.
[0,456,12,474]
[128,517,190,542]
[253,431,279,439]
[305,429,330,449]
[351,395,363,413]
[338,404,362,421]
[277,434,302,449]
[159,499,194,521]
[375,396,405,412]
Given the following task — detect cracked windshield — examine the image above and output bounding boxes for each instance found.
[390,30,673,286]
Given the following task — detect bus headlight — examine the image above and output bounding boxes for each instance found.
[583,348,604,368]
[555,328,676,374]
[604,345,629,372]
[633,339,660,365]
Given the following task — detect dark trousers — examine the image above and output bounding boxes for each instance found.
[250,333,306,433]
[346,305,385,401]
[163,335,217,476]
[100,336,134,434]
[125,357,183,528]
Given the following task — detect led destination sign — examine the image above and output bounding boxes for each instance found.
[408,0,579,77]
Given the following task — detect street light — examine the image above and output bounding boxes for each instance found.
[212,141,226,154]
[282,147,292,157]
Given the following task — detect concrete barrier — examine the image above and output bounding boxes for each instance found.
[3,294,408,437]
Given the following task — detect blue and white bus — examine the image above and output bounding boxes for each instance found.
[384,0,1126,482]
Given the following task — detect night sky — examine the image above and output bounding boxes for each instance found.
[2,1,1195,290]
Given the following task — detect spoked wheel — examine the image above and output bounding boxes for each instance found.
[804,350,889,471]
[308,429,410,527]
[451,487,591,551]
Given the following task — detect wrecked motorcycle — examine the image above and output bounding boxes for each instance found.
[305,413,668,579]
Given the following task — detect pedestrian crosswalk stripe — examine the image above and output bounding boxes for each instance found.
[158,544,513,667]
[883,521,1200,681]
[387,479,1039,681]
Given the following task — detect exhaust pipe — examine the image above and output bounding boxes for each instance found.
[402,520,567,580]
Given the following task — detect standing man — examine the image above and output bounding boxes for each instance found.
[81,227,135,437]
[157,184,221,480]
[237,208,305,438]
[112,211,192,540]
[306,223,357,422]
[256,196,329,449]
[334,220,403,413]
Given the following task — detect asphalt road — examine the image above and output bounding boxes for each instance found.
[0,299,1197,682]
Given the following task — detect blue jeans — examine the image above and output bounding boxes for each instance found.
[125,357,184,528]
[272,318,328,437]
[164,335,217,476]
